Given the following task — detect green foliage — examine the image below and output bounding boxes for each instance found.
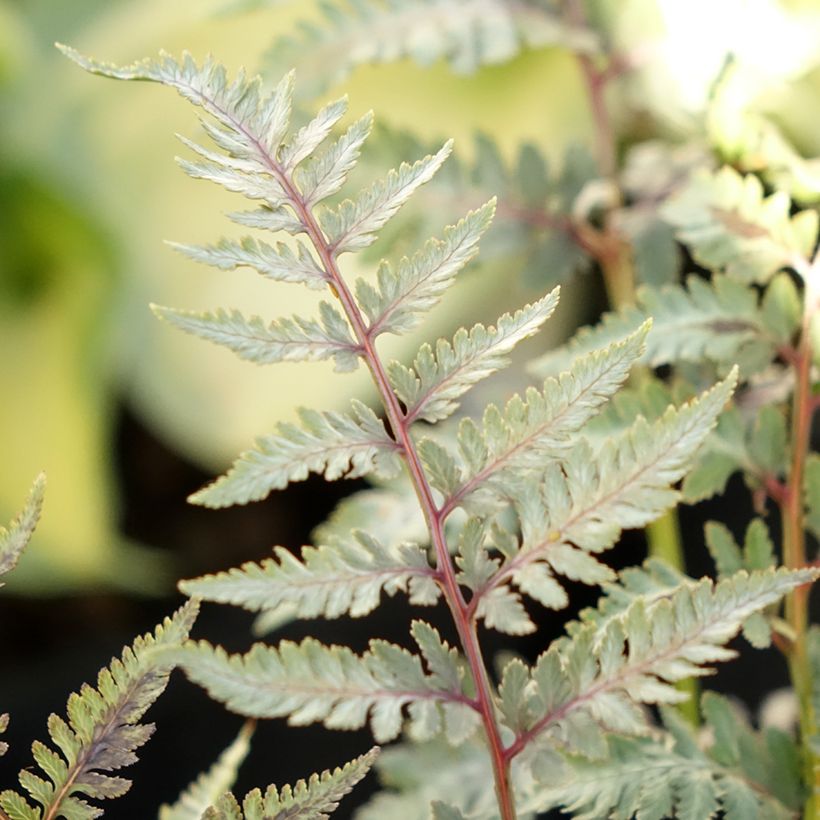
[0,599,199,820]
[0,473,44,582]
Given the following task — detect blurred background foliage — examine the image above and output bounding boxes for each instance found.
[3,0,820,595]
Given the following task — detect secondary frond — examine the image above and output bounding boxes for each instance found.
[159,721,254,820]
[519,568,818,758]
[178,530,439,620]
[440,322,649,514]
[152,303,361,371]
[0,600,199,820]
[0,473,45,581]
[176,633,477,744]
[190,401,402,507]
[201,747,377,820]
[661,165,818,283]
[389,288,559,424]
[263,0,599,98]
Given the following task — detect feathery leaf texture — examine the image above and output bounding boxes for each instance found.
[661,165,818,283]
[176,625,475,744]
[389,288,559,424]
[531,274,779,379]
[263,0,599,98]
[356,201,495,337]
[528,700,800,820]
[179,530,438,620]
[0,600,199,820]
[152,303,361,372]
[159,721,254,820]
[518,568,819,760]
[190,401,402,507]
[439,322,650,514]
[201,747,377,820]
[0,473,45,581]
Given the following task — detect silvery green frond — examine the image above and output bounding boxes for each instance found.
[0,713,8,757]
[296,112,374,206]
[203,748,377,820]
[263,0,598,99]
[390,288,559,424]
[661,165,818,283]
[356,202,495,338]
[321,142,453,254]
[228,205,304,235]
[531,274,777,379]
[152,303,361,371]
[431,803,468,820]
[159,721,254,820]
[522,568,819,758]
[355,738,500,820]
[176,634,477,744]
[442,323,649,513]
[178,530,438,620]
[0,473,45,581]
[168,237,328,290]
[190,401,401,507]
[0,600,198,820]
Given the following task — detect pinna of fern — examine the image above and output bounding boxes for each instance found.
[60,46,819,820]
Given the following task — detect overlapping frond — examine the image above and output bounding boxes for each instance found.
[176,625,477,744]
[389,288,559,424]
[263,0,598,98]
[531,274,781,379]
[0,600,199,820]
[661,165,818,283]
[179,530,438,620]
[517,568,818,760]
[0,473,45,581]
[437,323,649,514]
[190,401,402,507]
[201,748,377,820]
[153,303,361,371]
[160,722,254,820]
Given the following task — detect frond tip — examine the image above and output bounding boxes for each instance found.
[0,600,199,820]
[0,473,45,581]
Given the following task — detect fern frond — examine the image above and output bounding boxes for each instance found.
[159,721,255,820]
[0,713,8,758]
[440,322,650,515]
[202,747,377,820]
[190,401,401,507]
[0,473,45,581]
[389,288,559,424]
[176,630,477,744]
[321,141,452,254]
[531,274,778,379]
[168,237,328,290]
[152,303,361,371]
[179,530,438,619]
[0,600,199,820]
[519,568,818,759]
[263,0,598,98]
[356,201,495,338]
[661,165,818,283]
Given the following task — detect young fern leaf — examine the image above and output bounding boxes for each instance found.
[152,302,362,371]
[159,721,255,820]
[439,322,650,515]
[175,627,476,745]
[178,530,439,620]
[389,288,559,424]
[190,401,402,508]
[661,165,818,283]
[201,747,378,820]
[0,473,45,582]
[262,0,599,98]
[0,600,199,820]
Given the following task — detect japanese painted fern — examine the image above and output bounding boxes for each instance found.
[57,46,819,820]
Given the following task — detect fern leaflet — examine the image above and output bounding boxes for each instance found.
[0,474,45,582]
